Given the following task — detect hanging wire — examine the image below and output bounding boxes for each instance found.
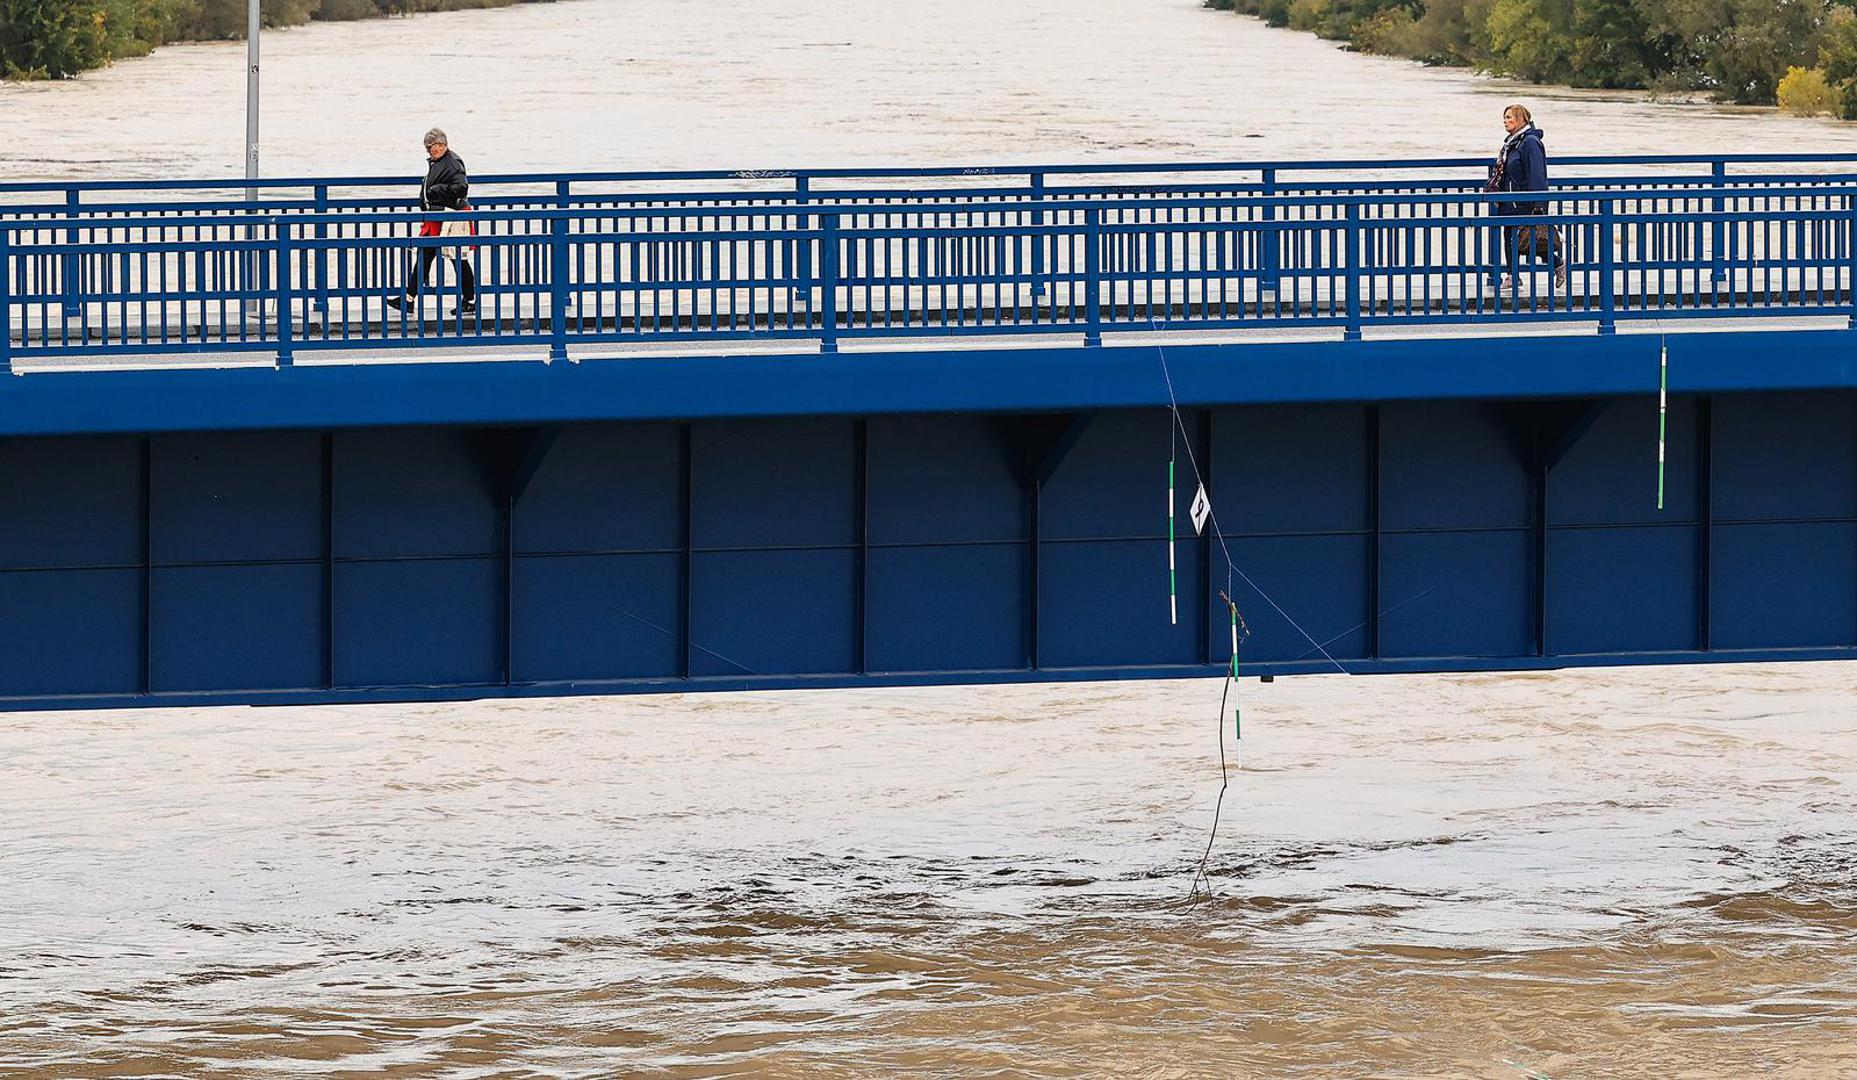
[1150,325,1357,901]
[1152,334,1354,677]
[1188,651,1236,900]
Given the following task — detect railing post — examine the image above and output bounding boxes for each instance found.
[1084,207,1102,347]
[549,204,570,363]
[1260,167,1280,294]
[1598,198,1617,336]
[555,179,574,318]
[275,220,295,367]
[0,228,11,375]
[1343,203,1362,341]
[62,189,80,317]
[1847,197,1857,330]
[1710,160,1727,285]
[819,212,840,354]
[312,183,329,316]
[793,174,812,303]
[1030,172,1047,299]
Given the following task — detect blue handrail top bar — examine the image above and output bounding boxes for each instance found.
[8,150,1857,196]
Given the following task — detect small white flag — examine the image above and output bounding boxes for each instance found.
[1189,484,1211,535]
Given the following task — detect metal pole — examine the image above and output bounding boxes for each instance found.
[243,0,260,322]
[246,0,259,199]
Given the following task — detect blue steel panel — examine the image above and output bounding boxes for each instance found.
[1546,526,1700,654]
[1712,393,1857,521]
[1380,531,1533,658]
[150,564,323,691]
[150,432,323,564]
[865,545,1024,672]
[0,569,141,695]
[334,430,499,558]
[516,423,681,554]
[691,419,856,549]
[866,416,1022,545]
[0,437,140,569]
[1380,403,1532,530]
[1041,411,1180,541]
[1221,535,1371,663]
[1213,406,1370,535]
[1711,522,1857,649]
[1548,399,1699,525]
[689,549,856,676]
[512,553,681,681]
[1038,539,1203,667]
[334,558,501,686]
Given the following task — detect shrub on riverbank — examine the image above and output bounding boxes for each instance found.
[0,0,537,79]
[1208,0,1857,111]
[1779,65,1838,116]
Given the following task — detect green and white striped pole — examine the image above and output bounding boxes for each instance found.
[1657,339,1668,511]
[1230,605,1240,740]
[1168,456,1178,625]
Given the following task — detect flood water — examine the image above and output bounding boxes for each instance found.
[7,0,1857,180]
[1,666,1854,1076]
[5,1,1857,1076]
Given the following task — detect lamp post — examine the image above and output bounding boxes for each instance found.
[246,0,259,199]
[243,0,260,324]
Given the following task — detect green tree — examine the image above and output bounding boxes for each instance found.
[1484,0,1577,81]
[1641,0,1826,103]
[1818,3,1857,114]
[1570,0,1658,86]
[1,0,116,77]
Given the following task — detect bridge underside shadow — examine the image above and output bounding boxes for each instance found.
[1,330,1854,709]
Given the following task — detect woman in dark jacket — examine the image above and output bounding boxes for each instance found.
[387,127,476,315]
[1487,104,1565,294]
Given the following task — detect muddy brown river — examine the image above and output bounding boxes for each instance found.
[1,666,1854,1076]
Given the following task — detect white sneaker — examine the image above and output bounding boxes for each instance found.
[1488,275,1515,296]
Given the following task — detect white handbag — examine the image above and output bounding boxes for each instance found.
[438,213,476,263]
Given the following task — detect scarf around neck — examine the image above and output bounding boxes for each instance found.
[1497,123,1535,165]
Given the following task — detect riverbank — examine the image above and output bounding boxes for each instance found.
[1204,0,1857,118]
[0,0,548,81]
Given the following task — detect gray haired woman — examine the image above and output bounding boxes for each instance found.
[388,127,477,316]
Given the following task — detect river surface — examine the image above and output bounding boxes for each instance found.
[8,0,1857,180]
[4,2,1857,1076]
[1,666,1855,1077]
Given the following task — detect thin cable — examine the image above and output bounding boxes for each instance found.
[604,602,761,676]
[1152,329,1353,677]
[1188,664,1234,900]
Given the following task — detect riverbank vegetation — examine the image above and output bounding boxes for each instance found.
[0,0,540,80]
[1206,0,1857,118]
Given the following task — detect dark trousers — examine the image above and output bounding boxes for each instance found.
[406,247,476,305]
[1489,221,1565,282]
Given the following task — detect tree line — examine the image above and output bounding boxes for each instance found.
[1,0,538,80]
[1206,0,1857,118]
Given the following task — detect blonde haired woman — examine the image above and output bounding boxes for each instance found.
[1486,104,1566,294]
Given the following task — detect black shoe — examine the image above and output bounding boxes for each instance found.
[451,304,478,319]
[385,293,412,311]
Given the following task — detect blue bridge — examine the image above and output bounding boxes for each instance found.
[2,154,1855,709]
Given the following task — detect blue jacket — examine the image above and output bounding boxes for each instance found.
[1491,126,1547,216]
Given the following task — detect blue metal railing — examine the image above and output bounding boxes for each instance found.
[7,151,1857,206]
[4,161,1856,372]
